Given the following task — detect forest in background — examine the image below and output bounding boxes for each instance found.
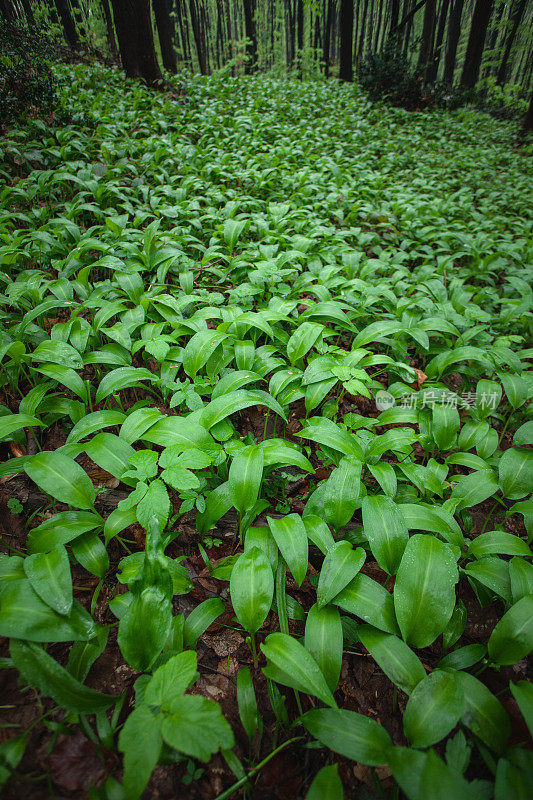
[1,0,532,104]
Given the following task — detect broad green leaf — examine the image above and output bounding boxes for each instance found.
[399,503,464,548]
[66,410,126,443]
[199,389,286,430]
[403,670,465,748]
[305,764,344,800]
[317,541,365,608]
[84,432,135,482]
[510,681,533,737]
[182,329,227,378]
[136,479,170,532]
[237,666,261,743]
[467,530,532,559]
[230,547,274,634]
[450,469,498,511]
[95,366,156,403]
[0,413,43,442]
[144,651,198,708]
[324,457,361,531]
[267,514,308,586]
[161,694,234,761]
[488,594,533,665]
[71,532,109,578]
[499,448,533,500]
[183,598,225,648]
[25,451,95,509]
[333,573,399,635]
[23,546,73,616]
[296,417,362,458]
[119,705,162,800]
[358,626,426,696]
[394,534,458,648]
[27,510,102,553]
[362,495,408,575]
[301,708,392,765]
[0,581,95,641]
[304,604,343,693]
[287,322,324,364]
[303,515,336,554]
[261,632,337,707]
[432,404,459,451]
[228,445,264,516]
[456,671,510,755]
[10,639,114,713]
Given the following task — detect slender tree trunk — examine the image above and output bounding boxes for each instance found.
[70,0,86,38]
[296,0,304,51]
[323,0,333,76]
[418,0,437,72]
[389,0,400,36]
[520,91,533,136]
[242,0,257,72]
[338,0,354,81]
[101,0,118,55]
[483,0,504,76]
[54,0,79,47]
[153,0,177,73]
[358,0,368,61]
[426,0,450,81]
[460,0,494,87]
[188,0,206,73]
[286,0,294,67]
[443,0,464,83]
[20,0,35,26]
[496,0,527,85]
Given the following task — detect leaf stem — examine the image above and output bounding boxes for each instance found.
[212,737,305,800]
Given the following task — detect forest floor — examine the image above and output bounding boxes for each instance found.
[0,65,532,800]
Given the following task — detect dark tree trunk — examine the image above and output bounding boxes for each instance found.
[110,0,162,84]
[460,0,494,87]
[286,0,294,67]
[188,0,206,74]
[338,0,353,81]
[520,91,533,136]
[417,0,437,72]
[54,0,79,47]
[483,0,504,76]
[496,0,527,85]
[101,0,118,56]
[389,0,400,35]
[175,0,190,62]
[70,0,86,38]
[297,0,304,51]
[323,0,333,76]
[242,0,257,72]
[426,0,450,81]
[153,0,177,73]
[443,0,464,83]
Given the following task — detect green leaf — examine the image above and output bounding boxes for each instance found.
[183,598,225,648]
[66,410,126,444]
[403,670,465,748]
[23,546,73,616]
[333,573,399,635]
[95,366,156,403]
[450,469,498,511]
[317,541,365,609]
[358,626,426,696]
[267,514,308,587]
[0,580,95,641]
[509,681,533,737]
[161,695,234,760]
[119,705,162,800]
[10,640,114,714]
[467,530,532,559]
[144,651,198,709]
[301,708,392,765]
[25,451,95,509]
[0,413,43,442]
[303,515,336,554]
[394,534,458,648]
[229,445,264,517]
[182,329,227,378]
[399,503,464,548]
[199,389,286,430]
[324,457,362,531]
[136,479,170,532]
[84,432,135,483]
[432,403,460,451]
[456,671,510,755]
[237,667,261,743]
[296,417,362,458]
[287,322,324,364]
[305,764,344,800]
[499,448,533,500]
[32,340,84,370]
[488,594,533,665]
[230,547,274,634]
[71,532,109,578]
[304,603,343,693]
[362,495,409,575]
[118,589,171,672]
[261,632,337,707]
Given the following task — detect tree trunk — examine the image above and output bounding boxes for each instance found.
[297,0,304,51]
[460,0,494,87]
[496,0,527,85]
[153,0,177,73]
[426,0,450,81]
[101,0,118,56]
[110,0,163,84]
[388,0,400,40]
[417,0,437,72]
[358,0,369,61]
[520,91,533,137]
[323,0,333,76]
[338,0,354,81]
[54,0,79,48]
[70,0,86,39]
[188,0,206,74]
[20,0,36,26]
[242,0,257,73]
[443,0,464,83]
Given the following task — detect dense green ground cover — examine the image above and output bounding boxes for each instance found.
[0,66,532,799]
